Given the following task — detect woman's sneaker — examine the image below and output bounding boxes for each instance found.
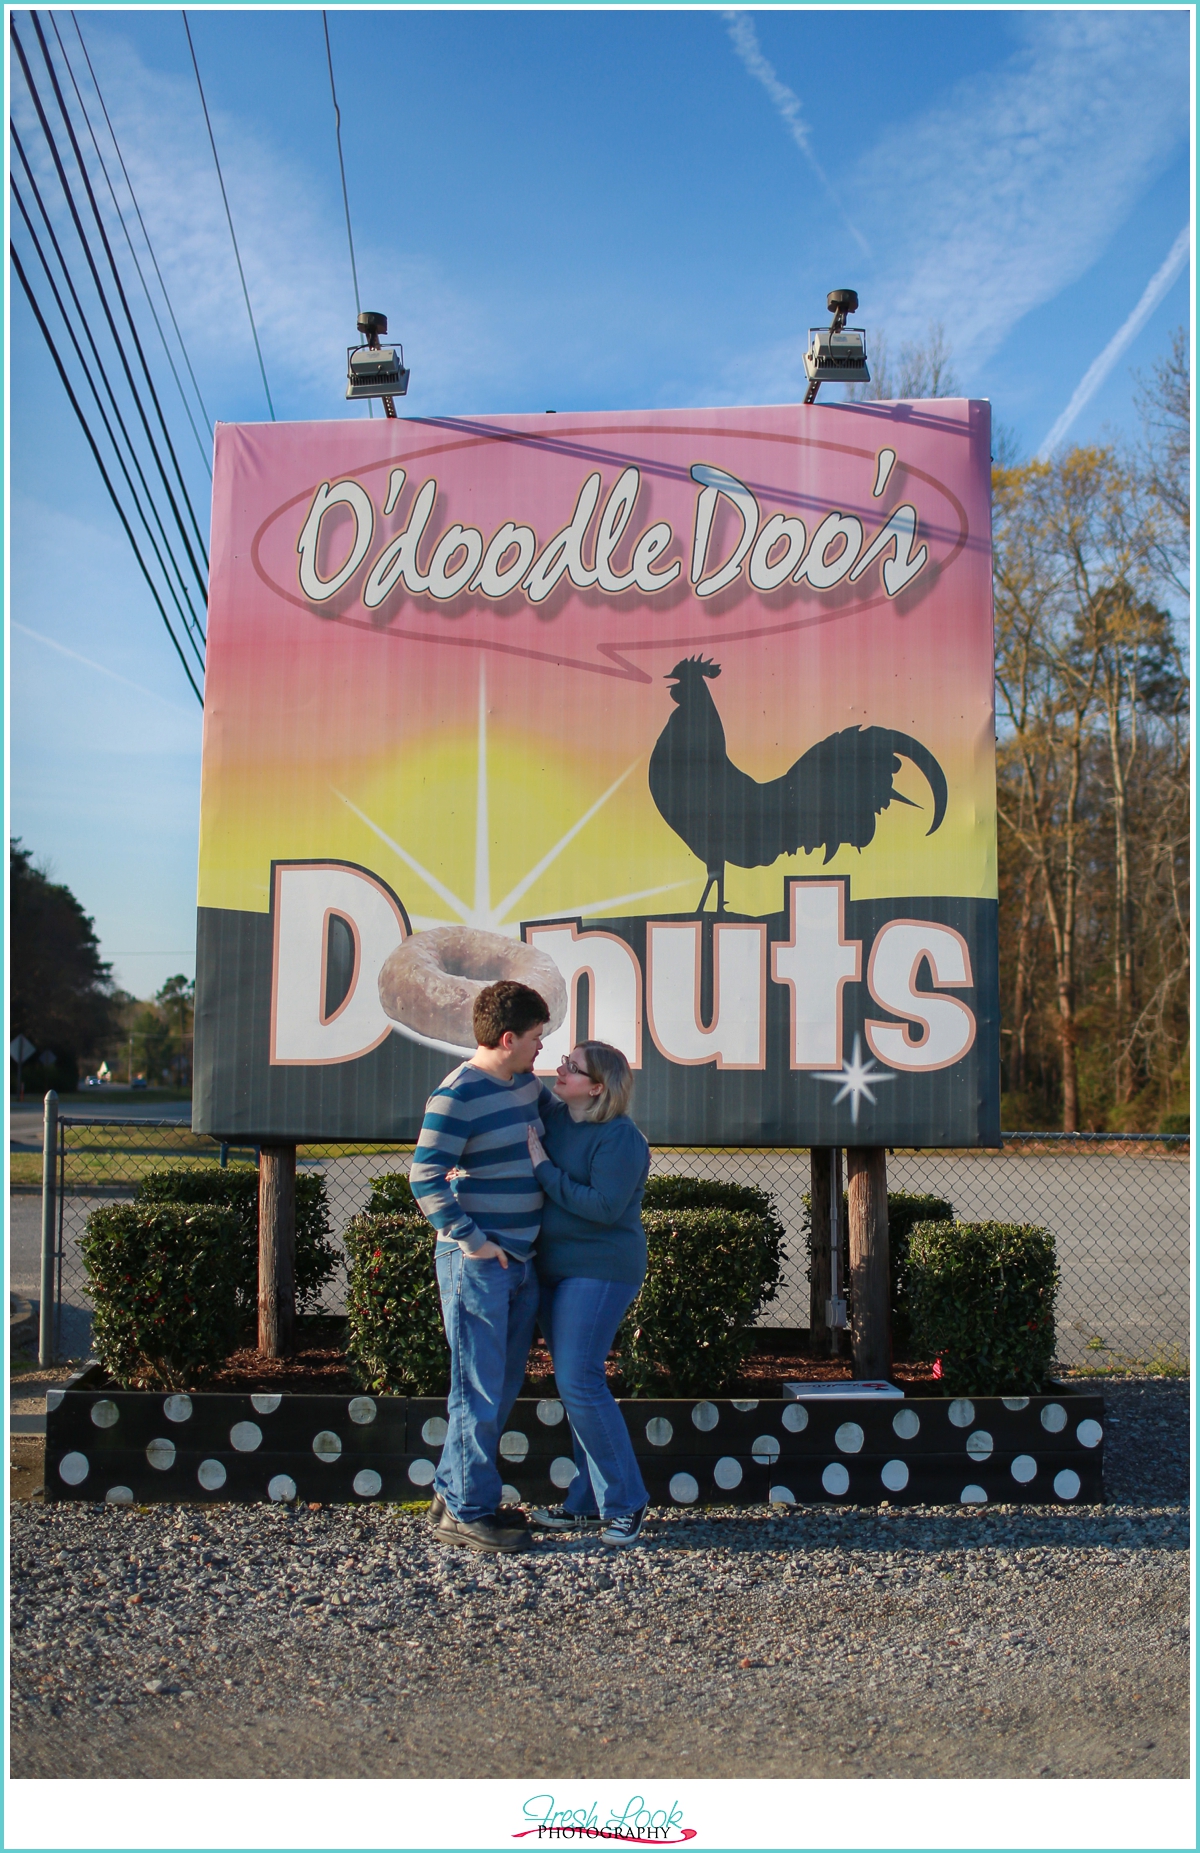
[599,1506,648,1547]
[530,1504,604,1532]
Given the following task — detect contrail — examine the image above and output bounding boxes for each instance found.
[724,12,870,257]
[12,622,196,712]
[1038,225,1190,458]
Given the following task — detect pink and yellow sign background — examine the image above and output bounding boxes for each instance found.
[198,402,996,933]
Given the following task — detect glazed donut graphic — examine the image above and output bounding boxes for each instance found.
[379,925,568,1051]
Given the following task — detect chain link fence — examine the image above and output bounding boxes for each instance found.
[17,1116,1190,1370]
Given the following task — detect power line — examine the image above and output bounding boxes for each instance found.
[322,10,372,419]
[72,12,214,443]
[55,10,213,479]
[12,165,206,669]
[16,17,211,599]
[182,10,276,421]
[11,243,203,705]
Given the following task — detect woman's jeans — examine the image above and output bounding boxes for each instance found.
[434,1248,540,1524]
[539,1276,648,1519]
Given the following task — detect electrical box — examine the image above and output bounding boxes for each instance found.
[803,327,870,386]
[346,344,410,401]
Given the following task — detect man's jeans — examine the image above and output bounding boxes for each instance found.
[539,1276,648,1519]
[434,1249,540,1523]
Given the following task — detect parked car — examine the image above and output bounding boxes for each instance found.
[131,1078,148,1090]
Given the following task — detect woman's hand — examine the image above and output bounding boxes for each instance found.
[527,1124,548,1169]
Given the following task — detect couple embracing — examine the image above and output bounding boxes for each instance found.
[410,980,650,1555]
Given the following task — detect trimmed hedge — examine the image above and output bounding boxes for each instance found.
[907,1220,1058,1395]
[343,1212,448,1394]
[81,1203,244,1389]
[617,1207,784,1397]
[134,1165,339,1315]
[364,1171,418,1215]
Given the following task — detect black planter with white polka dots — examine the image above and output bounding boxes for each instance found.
[45,1373,1104,1510]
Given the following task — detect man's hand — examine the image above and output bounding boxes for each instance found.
[466,1240,509,1268]
[527,1125,548,1169]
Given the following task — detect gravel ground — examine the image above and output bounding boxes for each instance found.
[10,1379,1190,1780]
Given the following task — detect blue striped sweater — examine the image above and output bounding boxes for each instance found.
[409,1062,545,1258]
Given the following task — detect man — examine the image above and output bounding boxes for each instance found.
[410,980,549,1553]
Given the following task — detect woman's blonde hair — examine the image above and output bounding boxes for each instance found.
[576,1041,633,1123]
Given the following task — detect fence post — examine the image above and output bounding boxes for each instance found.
[847,1145,890,1379]
[258,1144,296,1358]
[39,1091,59,1367]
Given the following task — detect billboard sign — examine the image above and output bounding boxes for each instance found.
[194,402,998,1145]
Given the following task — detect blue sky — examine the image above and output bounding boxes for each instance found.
[8,4,1192,1001]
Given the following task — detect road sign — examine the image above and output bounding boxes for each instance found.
[10,1035,35,1064]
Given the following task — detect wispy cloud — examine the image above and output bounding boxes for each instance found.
[723,13,869,256]
[1038,226,1191,458]
[12,621,197,713]
[727,12,1188,402]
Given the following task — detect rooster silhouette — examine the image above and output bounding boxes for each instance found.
[649,656,948,913]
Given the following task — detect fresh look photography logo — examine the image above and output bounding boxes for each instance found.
[515,1793,696,1844]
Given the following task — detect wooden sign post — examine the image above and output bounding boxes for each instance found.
[847,1146,891,1379]
[258,1144,296,1358]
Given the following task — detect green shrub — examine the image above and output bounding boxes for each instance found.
[617,1208,784,1396]
[800,1189,953,1356]
[907,1221,1058,1395]
[81,1203,244,1389]
[343,1212,448,1394]
[134,1166,338,1315]
[364,1171,418,1215]
[1160,1111,1189,1136]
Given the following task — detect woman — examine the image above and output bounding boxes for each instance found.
[526,1041,650,1546]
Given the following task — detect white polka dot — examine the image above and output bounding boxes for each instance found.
[549,1457,578,1489]
[1011,1455,1038,1484]
[408,1458,436,1486]
[58,1452,89,1486]
[821,1462,850,1497]
[645,1417,673,1447]
[752,1435,781,1466]
[961,1484,988,1505]
[45,1389,64,1412]
[948,1399,975,1428]
[1054,1469,1081,1501]
[353,1470,382,1498]
[1076,1419,1103,1449]
[251,1394,282,1415]
[348,1398,376,1425]
[731,1399,759,1412]
[230,1422,262,1453]
[881,1459,909,1492]
[163,1396,192,1424]
[1002,1397,1029,1411]
[145,1438,176,1471]
[421,1417,448,1447]
[536,1399,564,1426]
[691,1401,719,1432]
[499,1430,529,1462]
[768,1486,796,1505]
[835,1422,864,1454]
[892,1408,920,1440]
[1040,1402,1067,1433]
[90,1400,119,1429]
[713,1457,743,1490]
[268,1474,297,1502]
[669,1473,699,1504]
[197,1460,226,1491]
[313,1431,342,1461]
[966,1430,994,1461]
[105,1486,133,1504]
[781,1404,809,1433]
[501,1484,521,1505]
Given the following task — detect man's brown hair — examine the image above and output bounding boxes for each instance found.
[473,981,549,1048]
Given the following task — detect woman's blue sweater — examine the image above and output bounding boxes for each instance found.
[533,1092,650,1285]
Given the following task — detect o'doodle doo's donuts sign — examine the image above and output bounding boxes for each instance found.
[194,402,999,1145]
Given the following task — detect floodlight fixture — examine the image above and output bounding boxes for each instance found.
[803,288,869,404]
[346,309,409,416]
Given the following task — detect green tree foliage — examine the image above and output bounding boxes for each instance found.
[9,839,117,1086]
[907,1221,1058,1396]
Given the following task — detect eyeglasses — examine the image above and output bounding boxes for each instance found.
[560,1057,591,1077]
